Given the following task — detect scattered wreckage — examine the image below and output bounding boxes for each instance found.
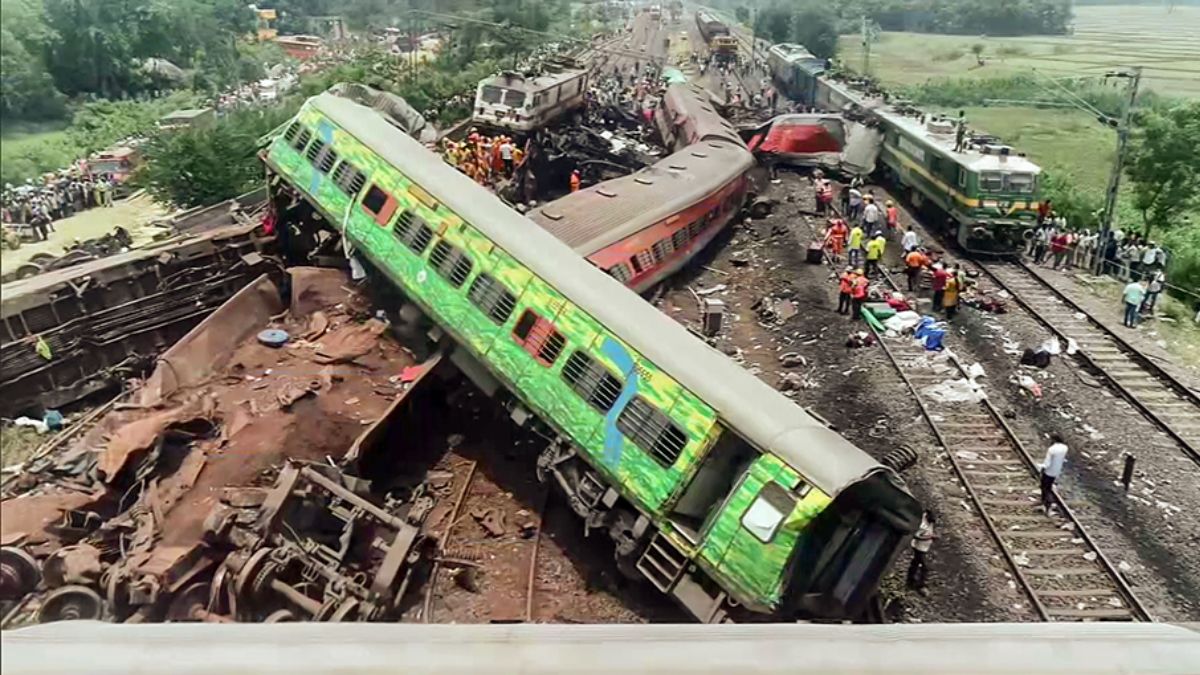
[0,199,274,418]
[1,269,452,627]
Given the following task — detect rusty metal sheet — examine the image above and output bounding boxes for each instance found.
[289,267,357,317]
[344,352,444,465]
[0,491,98,546]
[312,319,389,364]
[138,275,283,406]
[97,403,208,482]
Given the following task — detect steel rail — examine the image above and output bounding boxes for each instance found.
[976,259,1200,466]
[871,265,1153,622]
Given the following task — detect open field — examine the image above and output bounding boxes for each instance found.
[838,5,1200,98]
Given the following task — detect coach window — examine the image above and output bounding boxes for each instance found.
[740,482,796,543]
[512,309,567,366]
[291,127,312,152]
[467,273,517,324]
[671,228,689,251]
[283,122,302,144]
[607,263,632,284]
[617,397,688,468]
[652,238,673,262]
[429,239,473,288]
[305,137,327,165]
[562,351,623,414]
[314,147,339,174]
[332,162,366,195]
[957,167,969,189]
[361,184,397,225]
[635,250,654,271]
[392,210,434,254]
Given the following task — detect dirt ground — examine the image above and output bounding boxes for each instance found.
[0,192,168,271]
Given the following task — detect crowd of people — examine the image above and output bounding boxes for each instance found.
[2,171,117,243]
[440,131,524,189]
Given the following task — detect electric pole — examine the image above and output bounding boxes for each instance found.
[1094,66,1142,275]
[861,15,870,75]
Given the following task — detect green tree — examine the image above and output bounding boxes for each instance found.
[1,27,66,119]
[137,104,296,207]
[1125,101,1200,238]
[789,6,838,59]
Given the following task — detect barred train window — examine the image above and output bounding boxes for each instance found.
[616,397,687,467]
[393,210,434,255]
[292,128,312,152]
[429,240,473,287]
[635,250,654,271]
[671,228,689,251]
[332,162,367,195]
[305,137,327,164]
[283,122,302,144]
[512,310,566,366]
[314,147,338,174]
[467,274,517,324]
[652,238,673,262]
[607,263,632,284]
[562,351,622,413]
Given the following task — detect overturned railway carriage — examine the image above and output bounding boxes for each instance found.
[528,83,752,293]
[769,47,1043,254]
[263,93,921,622]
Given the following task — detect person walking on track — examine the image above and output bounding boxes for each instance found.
[906,511,936,595]
[837,266,854,315]
[1038,434,1069,515]
[1122,278,1147,328]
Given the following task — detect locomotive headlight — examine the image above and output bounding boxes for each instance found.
[982,199,998,208]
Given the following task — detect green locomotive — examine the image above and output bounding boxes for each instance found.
[767,43,1043,254]
[263,93,921,622]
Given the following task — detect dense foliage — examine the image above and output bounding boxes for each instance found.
[1125,102,1200,239]
[746,0,1072,43]
[137,104,295,206]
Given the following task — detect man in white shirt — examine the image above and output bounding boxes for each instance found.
[906,511,936,595]
[1039,434,1068,514]
[901,225,920,254]
[862,196,881,236]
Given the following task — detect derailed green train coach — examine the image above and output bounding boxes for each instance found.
[263,92,922,622]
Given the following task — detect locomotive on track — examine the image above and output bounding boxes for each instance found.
[263,92,921,623]
[768,43,1044,255]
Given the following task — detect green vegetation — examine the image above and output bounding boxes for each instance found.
[836,5,1200,298]
[1,92,199,186]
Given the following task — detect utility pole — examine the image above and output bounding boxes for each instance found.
[1094,66,1142,275]
[861,15,870,76]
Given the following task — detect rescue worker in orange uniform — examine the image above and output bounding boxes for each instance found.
[825,217,849,263]
[850,268,869,321]
[904,248,930,292]
[569,169,581,193]
[837,266,854,315]
[886,199,900,234]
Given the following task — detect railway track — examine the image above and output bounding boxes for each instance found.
[870,267,1154,622]
[796,205,1152,622]
[975,260,1200,466]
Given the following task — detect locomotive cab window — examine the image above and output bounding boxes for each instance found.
[481,86,504,104]
[980,172,1005,193]
[741,482,796,544]
[1007,173,1035,194]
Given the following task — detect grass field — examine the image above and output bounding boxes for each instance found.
[838,5,1200,98]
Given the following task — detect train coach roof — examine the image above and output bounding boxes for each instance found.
[481,68,586,92]
[529,140,753,254]
[882,110,1043,174]
[662,83,744,146]
[310,93,883,496]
